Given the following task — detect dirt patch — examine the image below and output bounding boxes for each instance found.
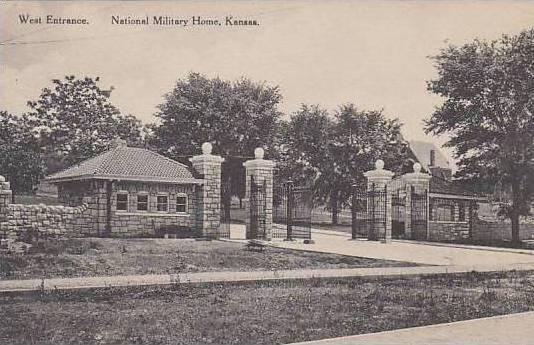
[0,238,417,279]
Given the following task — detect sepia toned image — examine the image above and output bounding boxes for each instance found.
[1,1,534,344]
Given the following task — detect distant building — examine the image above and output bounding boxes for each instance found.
[408,140,452,182]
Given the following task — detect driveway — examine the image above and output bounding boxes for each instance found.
[291,311,534,345]
[271,229,534,266]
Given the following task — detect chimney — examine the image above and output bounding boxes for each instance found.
[109,138,127,149]
[429,149,436,166]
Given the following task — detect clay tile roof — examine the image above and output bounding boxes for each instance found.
[46,146,202,184]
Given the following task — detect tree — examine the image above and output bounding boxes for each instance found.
[150,72,282,207]
[278,104,409,224]
[24,76,143,172]
[426,29,534,245]
[274,104,334,187]
[0,111,43,201]
[150,72,282,160]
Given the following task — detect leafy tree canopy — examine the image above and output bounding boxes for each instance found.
[0,111,43,199]
[150,72,283,202]
[24,76,142,172]
[426,29,534,243]
[150,72,282,160]
[278,103,409,223]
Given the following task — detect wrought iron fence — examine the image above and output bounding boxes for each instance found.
[411,188,428,240]
[391,189,406,238]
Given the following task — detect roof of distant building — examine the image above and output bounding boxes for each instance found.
[46,144,202,184]
[408,140,450,170]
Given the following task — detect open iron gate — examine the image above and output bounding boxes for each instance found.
[273,181,313,240]
[219,179,232,238]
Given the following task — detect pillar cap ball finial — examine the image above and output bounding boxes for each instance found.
[375,159,384,170]
[0,175,4,182]
[413,162,422,173]
[254,147,265,159]
[201,142,213,155]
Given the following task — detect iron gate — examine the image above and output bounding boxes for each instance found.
[391,190,406,238]
[250,176,267,239]
[273,181,312,240]
[219,179,232,238]
[352,183,388,240]
[411,187,428,240]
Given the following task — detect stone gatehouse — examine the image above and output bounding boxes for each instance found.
[0,140,224,241]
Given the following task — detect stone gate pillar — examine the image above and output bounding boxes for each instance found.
[364,160,394,243]
[0,176,11,242]
[190,143,224,238]
[244,148,275,240]
[403,162,431,240]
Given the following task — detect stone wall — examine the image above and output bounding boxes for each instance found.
[427,217,534,243]
[472,219,534,242]
[57,180,108,236]
[428,221,470,241]
[1,172,92,242]
[4,203,89,241]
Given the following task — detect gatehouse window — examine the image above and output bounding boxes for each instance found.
[176,194,188,213]
[157,194,169,212]
[116,192,128,212]
[137,193,149,211]
[435,204,455,221]
[459,203,466,222]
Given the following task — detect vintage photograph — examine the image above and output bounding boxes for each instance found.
[1,1,534,344]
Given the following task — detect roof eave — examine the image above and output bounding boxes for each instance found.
[45,174,205,185]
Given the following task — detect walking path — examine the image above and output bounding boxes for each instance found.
[2,262,534,293]
[290,311,534,345]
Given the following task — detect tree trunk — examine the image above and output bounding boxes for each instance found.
[239,197,243,209]
[511,178,521,246]
[331,190,339,225]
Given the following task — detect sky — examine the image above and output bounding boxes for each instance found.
[1,0,534,169]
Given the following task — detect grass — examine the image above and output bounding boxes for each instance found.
[1,270,533,345]
[0,238,416,279]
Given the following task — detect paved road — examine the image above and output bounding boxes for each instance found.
[271,229,534,266]
[291,311,534,345]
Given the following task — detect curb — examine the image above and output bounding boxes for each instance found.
[396,239,534,256]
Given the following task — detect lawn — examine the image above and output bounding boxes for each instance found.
[1,270,533,345]
[0,238,416,279]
